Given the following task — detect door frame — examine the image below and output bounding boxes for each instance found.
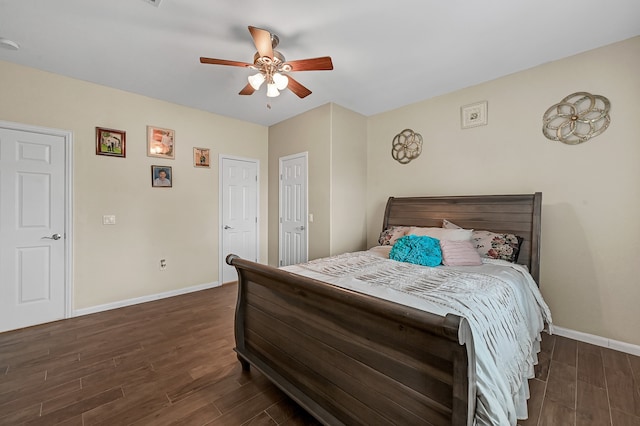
[218,154,260,285]
[0,120,74,320]
[278,152,309,266]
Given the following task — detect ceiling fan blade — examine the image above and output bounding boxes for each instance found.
[286,76,312,99]
[285,56,333,72]
[239,83,256,96]
[200,57,253,67]
[248,26,273,59]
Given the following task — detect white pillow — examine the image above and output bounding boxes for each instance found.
[407,226,472,241]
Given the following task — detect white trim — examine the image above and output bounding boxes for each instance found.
[218,154,260,285]
[553,326,640,357]
[278,152,309,266]
[0,120,74,320]
[73,281,220,317]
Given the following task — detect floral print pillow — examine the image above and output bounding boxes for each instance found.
[472,231,523,263]
[378,226,410,246]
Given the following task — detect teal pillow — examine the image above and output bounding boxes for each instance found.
[389,235,442,267]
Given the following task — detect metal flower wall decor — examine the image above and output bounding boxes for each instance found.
[391,129,423,164]
[542,92,611,145]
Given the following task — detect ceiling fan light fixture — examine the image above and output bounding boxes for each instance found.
[266,83,280,98]
[272,73,289,90]
[248,72,265,90]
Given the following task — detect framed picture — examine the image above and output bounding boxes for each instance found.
[96,127,126,158]
[193,147,210,168]
[461,101,488,129]
[147,126,175,159]
[151,165,172,188]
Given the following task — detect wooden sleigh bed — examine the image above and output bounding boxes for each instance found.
[226,193,543,425]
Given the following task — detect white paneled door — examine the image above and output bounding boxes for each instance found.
[279,152,308,267]
[220,156,258,284]
[0,123,71,333]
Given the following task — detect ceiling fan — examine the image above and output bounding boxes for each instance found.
[200,26,333,99]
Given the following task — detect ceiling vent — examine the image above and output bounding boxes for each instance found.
[142,0,162,7]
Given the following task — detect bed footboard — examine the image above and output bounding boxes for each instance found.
[226,254,476,426]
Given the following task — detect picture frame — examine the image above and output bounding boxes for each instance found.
[461,101,488,129]
[147,126,175,159]
[96,127,126,158]
[193,147,211,168]
[151,165,172,188]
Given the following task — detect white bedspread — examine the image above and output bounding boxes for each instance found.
[283,250,552,426]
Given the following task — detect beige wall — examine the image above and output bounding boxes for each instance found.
[330,104,368,254]
[268,103,368,265]
[366,36,640,346]
[0,60,268,310]
[268,104,332,264]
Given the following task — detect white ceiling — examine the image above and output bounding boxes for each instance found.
[1,0,639,126]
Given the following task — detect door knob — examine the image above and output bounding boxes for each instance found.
[224,225,233,229]
[296,226,305,231]
[42,233,62,240]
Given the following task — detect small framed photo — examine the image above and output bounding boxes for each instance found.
[193,147,210,168]
[151,165,172,188]
[96,127,126,158]
[461,101,488,129]
[147,126,175,159]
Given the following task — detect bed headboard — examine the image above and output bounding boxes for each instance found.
[382,193,542,284]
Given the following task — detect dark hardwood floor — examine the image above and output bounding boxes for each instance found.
[1,283,638,425]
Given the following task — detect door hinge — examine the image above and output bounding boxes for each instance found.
[279,217,282,223]
[255,217,258,223]
[280,174,283,180]
[280,260,283,266]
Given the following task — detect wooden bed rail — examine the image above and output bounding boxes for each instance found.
[226,254,476,425]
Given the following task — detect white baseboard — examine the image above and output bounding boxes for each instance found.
[73,281,220,317]
[553,326,640,357]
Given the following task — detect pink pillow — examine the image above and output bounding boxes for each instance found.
[440,240,482,266]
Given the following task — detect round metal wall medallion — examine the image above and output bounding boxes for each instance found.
[391,129,423,164]
[542,92,611,145]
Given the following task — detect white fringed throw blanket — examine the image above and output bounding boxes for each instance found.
[285,251,552,426]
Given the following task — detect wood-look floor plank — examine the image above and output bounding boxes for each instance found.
[0,368,45,394]
[611,409,640,426]
[0,402,41,425]
[163,400,223,426]
[82,388,170,426]
[25,386,124,425]
[630,354,640,381]
[576,380,611,425]
[605,367,640,417]
[538,398,576,426]
[129,391,220,426]
[602,347,632,374]
[553,335,578,367]
[206,386,286,425]
[0,377,81,415]
[242,410,278,425]
[546,360,577,410]
[578,347,606,388]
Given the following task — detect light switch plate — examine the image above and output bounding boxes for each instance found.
[103,215,116,225]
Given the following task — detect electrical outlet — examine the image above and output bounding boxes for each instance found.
[159,259,167,270]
